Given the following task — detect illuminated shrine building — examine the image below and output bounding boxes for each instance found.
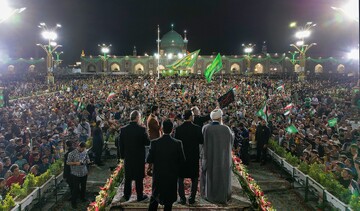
[2,29,354,76]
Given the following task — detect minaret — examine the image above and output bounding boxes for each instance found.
[183,30,188,52]
[81,50,85,57]
[262,41,267,54]
[133,46,137,56]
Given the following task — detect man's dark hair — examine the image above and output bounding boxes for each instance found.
[183,110,192,120]
[130,110,140,121]
[151,105,158,114]
[162,119,173,134]
[65,140,73,148]
[79,142,86,148]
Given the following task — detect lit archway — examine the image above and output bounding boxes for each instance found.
[28,65,36,72]
[315,64,323,74]
[337,64,345,73]
[111,63,120,71]
[254,63,264,74]
[158,65,165,73]
[230,63,240,74]
[8,65,15,73]
[134,63,144,74]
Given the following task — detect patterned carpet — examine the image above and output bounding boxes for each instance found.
[111,164,252,210]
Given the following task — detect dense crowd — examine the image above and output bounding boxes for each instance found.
[0,74,359,202]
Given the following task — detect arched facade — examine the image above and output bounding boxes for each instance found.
[134,63,145,74]
[158,65,165,73]
[110,63,120,71]
[28,65,36,72]
[87,64,96,72]
[8,65,15,73]
[315,64,323,74]
[337,64,345,73]
[254,63,264,74]
[230,63,241,74]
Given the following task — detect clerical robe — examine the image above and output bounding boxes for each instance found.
[200,121,234,204]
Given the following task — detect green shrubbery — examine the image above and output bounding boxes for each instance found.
[0,194,15,211]
[3,159,64,209]
[268,140,359,209]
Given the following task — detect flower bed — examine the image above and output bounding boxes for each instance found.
[88,160,124,211]
[232,153,275,211]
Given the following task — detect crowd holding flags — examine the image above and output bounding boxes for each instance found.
[204,53,223,83]
[217,89,235,108]
[106,92,116,102]
[328,118,338,127]
[276,84,285,92]
[256,102,268,122]
[285,125,298,134]
[283,103,294,116]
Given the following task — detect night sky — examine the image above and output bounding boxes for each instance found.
[0,0,358,65]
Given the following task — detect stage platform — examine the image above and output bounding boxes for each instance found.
[110,165,252,211]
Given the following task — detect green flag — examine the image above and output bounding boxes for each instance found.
[204,53,223,83]
[286,125,298,134]
[256,103,267,122]
[328,118,338,127]
[167,50,200,69]
[73,100,79,106]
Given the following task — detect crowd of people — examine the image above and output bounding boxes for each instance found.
[0,73,359,209]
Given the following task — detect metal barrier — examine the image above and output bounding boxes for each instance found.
[10,173,64,211]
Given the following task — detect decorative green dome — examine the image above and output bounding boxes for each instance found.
[160,30,185,53]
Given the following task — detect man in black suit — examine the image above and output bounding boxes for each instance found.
[174,110,203,205]
[119,110,150,202]
[147,119,185,211]
[255,119,271,165]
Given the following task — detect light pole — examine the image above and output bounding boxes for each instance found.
[347,47,359,84]
[37,23,62,75]
[53,51,63,69]
[288,51,299,65]
[242,43,255,73]
[156,25,161,79]
[98,44,111,72]
[290,22,317,79]
[0,0,26,24]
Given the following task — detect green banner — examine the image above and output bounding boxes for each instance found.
[167,49,200,70]
[204,53,222,83]
[328,118,338,127]
[286,125,298,134]
[256,103,267,122]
